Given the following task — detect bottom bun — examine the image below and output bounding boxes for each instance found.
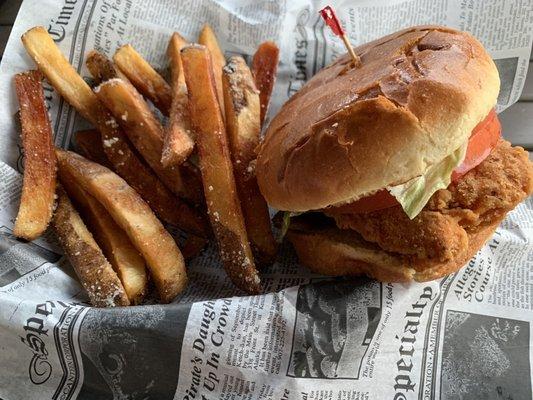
[286,216,503,282]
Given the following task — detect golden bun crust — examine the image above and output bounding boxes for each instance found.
[286,215,502,282]
[256,26,500,211]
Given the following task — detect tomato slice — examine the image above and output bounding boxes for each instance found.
[327,110,501,215]
[451,109,501,181]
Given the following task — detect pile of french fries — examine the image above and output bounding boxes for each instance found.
[13,24,280,306]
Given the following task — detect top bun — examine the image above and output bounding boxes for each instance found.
[256,26,500,211]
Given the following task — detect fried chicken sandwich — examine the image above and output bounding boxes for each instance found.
[256,25,533,282]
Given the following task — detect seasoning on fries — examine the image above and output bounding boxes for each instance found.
[53,187,130,307]
[17,24,284,305]
[182,44,261,293]
[113,44,172,115]
[74,129,112,168]
[56,149,188,303]
[94,78,203,205]
[162,32,195,167]
[13,70,57,241]
[74,128,208,237]
[59,168,148,304]
[199,24,226,120]
[21,27,195,230]
[222,56,277,265]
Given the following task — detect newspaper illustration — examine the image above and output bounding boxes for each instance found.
[0,0,532,399]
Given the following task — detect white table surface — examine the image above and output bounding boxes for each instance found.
[1,0,531,152]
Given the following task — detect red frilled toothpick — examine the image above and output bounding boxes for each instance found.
[319,5,361,67]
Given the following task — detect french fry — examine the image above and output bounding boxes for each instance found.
[252,41,280,126]
[13,70,57,240]
[86,50,130,84]
[167,33,187,88]
[222,56,277,266]
[87,48,203,204]
[94,78,204,205]
[21,27,192,230]
[113,44,172,115]
[180,160,205,204]
[198,24,226,120]
[74,129,209,237]
[59,168,148,304]
[56,149,188,302]
[162,32,194,167]
[74,129,112,168]
[181,44,261,294]
[52,187,130,307]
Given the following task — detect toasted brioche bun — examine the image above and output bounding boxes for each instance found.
[256,25,500,211]
[286,215,502,282]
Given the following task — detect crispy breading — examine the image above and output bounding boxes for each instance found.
[427,140,533,229]
[329,140,533,262]
[332,207,469,262]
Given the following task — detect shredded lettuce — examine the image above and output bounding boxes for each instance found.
[280,211,304,239]
[388,143,468,219]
